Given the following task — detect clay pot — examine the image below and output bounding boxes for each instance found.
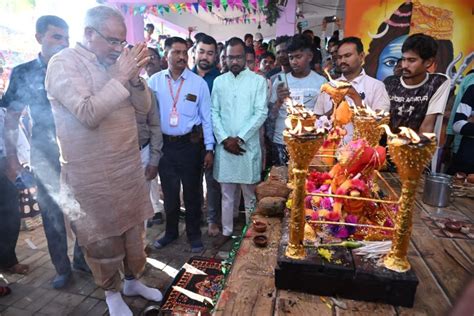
[467,174,474,184]
[253,235,268,248]
[445,220,463,232]
[141,305,160,316]
[253,220,267,233]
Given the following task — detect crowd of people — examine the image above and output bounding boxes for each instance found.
[0,4,472,316]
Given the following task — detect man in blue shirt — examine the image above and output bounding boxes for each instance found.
[148,37,214,253]
[191,34,221,237]
[1,15,89,288]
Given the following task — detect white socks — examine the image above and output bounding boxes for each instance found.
[105,291,132,316]
[123,279,163,302]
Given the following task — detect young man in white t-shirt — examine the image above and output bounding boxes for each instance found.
[268,34,327,165]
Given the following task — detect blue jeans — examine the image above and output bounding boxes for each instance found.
[271,142,288,166]
[33,151,87,275]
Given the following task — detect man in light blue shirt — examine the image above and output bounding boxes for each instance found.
[148,37,214,253]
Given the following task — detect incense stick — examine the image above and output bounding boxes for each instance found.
[308,220,395,231]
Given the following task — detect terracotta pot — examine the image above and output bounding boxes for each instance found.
[253,221,267,233]
[445,220,462,232]
[253,235,268,248]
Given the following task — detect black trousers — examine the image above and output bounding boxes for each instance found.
[0,171,21,269]
[159,136,203,242]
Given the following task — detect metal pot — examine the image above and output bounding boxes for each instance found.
[422,173,453,207]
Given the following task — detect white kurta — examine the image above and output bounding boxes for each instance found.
[211,69,268,184]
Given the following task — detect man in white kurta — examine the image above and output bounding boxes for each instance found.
[211,37,268,247]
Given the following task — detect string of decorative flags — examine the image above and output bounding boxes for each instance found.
[210,11,266,25]
[119,0,269,24]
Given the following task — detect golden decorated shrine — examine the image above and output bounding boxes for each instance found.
[274,77,437,307]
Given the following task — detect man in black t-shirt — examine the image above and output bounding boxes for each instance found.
[385,33,450,134]
[385,34,451,173]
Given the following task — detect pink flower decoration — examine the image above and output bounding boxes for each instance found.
[335,226,349,238]
[345,214,358,224]
[320,197,333,210]
[304,196,312,209]
[326,210,340,221]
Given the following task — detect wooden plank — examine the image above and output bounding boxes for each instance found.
[214,216,280,316]
[19,251,48,271]
[89,287,106,300]
[69,297,100,316]
[0,283,34,306]
[275,290,333,316]
[64,272,97,297]
[86,300,108,316]
[451,197,474,222]
[37,292,86,315]
[22,266,56,288]
[410,201,470,303]
[17,287,60,313]
[335,300,396,316]
[1,306,34,316]
[453,239,474,263]
[396,244,452,316]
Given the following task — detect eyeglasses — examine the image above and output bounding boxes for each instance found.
[226,55,244,61]
[91,27,128,48]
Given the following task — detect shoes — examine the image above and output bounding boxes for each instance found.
[207,223,220,237]
[153,235,178,249]
[72,262,92,274]
[212,235,232,249]
[152,213,164,225]
[52,271,72,289]
[6,263,29,275]
[147,213,164,228]
[190,240,204,253]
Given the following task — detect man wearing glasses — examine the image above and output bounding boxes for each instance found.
[44,6,162,316]
[210,37,268,248]
[148,37,214,254]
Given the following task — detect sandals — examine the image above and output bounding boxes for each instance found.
[7,263,29,275]
[0,286,12,297]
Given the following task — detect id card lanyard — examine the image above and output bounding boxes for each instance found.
[168,77,185,127]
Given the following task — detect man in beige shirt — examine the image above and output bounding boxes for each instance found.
[45,6,161,316]
[137,94,164,226]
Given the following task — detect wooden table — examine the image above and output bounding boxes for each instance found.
[214,173,473,316]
